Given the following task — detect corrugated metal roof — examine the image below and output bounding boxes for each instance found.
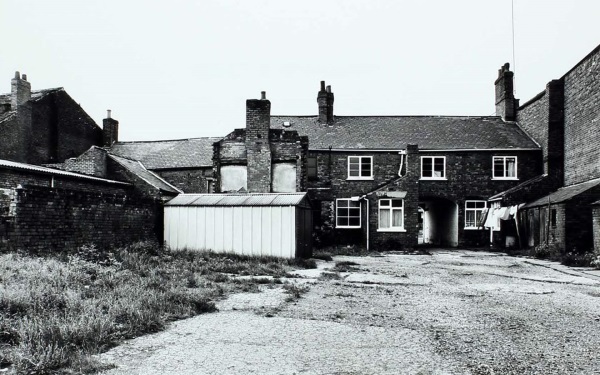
[0,159,131,185]
[523,178,600,208]
[165,193,308,207]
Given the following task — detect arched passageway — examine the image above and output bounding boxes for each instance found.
[419,197,458,247]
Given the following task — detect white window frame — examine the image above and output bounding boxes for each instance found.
[420,156,446,180]
[347,156,373,180]
[336,198,361,228]
[492,156,518,180]
[377,199,405,232]
[464,200,487,229]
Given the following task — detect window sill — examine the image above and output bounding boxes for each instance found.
[377,228,406,232]
[464,227,484,230]
[346,177,374,181]
[336,226,362,229]
[420,177,447,181]
[491,177,519,181]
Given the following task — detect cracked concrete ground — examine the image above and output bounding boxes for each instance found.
[98,250,600,375]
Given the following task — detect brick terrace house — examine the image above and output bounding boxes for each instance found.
[264,80,542,249]
[490,44,600,253]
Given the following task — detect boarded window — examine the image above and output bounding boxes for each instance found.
[220,165,247,192]
[307,156,318,180]
[272,163,297,193]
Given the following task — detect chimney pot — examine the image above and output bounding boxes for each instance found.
[22,74,27,81]
[320,81,325,91]
[261,91,266,100]
[14,71,20,79]
[326,85,331,93]
[107,109,112,119]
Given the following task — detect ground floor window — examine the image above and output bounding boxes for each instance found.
[378,199,404,231]
[336,199,361,228]
[465,200,486,229]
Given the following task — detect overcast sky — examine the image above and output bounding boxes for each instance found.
[1,1,599,141]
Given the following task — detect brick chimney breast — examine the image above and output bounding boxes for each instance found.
[103,110,119,147]
[317,81,334,124]
[494,63,517,121]
[245,92,272,192]
[11,71,31,108]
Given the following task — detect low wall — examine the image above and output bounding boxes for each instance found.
[0,185,161,252]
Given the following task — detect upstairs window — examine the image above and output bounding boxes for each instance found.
[307,156,318,180]
[336,198,361,228]
[421,156,446,179]
[348,156,373,179]
[378,199,404,231]
[493,156,517,179]
[465,200,487,229]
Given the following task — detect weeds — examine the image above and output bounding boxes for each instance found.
[333,261,360,272]
[283,283,310,302]
[0,242,314,374]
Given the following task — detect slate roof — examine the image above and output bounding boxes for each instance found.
[165,193,308,207]
[523,178,600,209]
[0,88,63,105]
[270,116,539,150]
[109,137,221,169]
[108,155,181,194]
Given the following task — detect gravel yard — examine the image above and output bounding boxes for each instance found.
[98,250,600,375]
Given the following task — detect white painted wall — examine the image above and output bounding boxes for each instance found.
[221,165,247,192]
[272,163,296,193]
[165,205,297,258]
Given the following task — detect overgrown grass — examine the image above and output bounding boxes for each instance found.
[0,241,315,374]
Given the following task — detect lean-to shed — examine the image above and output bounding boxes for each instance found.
[164,193,312,258]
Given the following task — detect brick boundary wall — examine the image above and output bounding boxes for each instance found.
[0,185,161,253]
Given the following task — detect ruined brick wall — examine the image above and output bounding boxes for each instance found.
[0,185,159,253]
[155,168,213,193]
[563,46,600,186]
[593,204,600,253]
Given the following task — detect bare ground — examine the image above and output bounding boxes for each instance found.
[97,250,600,375]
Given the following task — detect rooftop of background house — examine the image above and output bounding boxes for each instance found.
[108,154,181,194]
[108,137,222,169]
[270,115,539,150]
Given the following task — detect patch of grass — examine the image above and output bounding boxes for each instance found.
[283,283,310,302]
[0,241,313,374]
[318,271,343,281]
[311,251,333,262]
[332,261,360,272]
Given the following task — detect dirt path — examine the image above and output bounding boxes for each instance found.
[98,250,600,375]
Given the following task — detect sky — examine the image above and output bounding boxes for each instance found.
[1,0,599,142]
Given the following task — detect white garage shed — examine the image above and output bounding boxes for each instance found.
[164,193,312,258]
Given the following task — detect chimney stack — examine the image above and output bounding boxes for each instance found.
[11,71,31,109]
[103,109,119,147]
[245,92,272,192]
[495,63,518,121]
[317,81,334,124]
